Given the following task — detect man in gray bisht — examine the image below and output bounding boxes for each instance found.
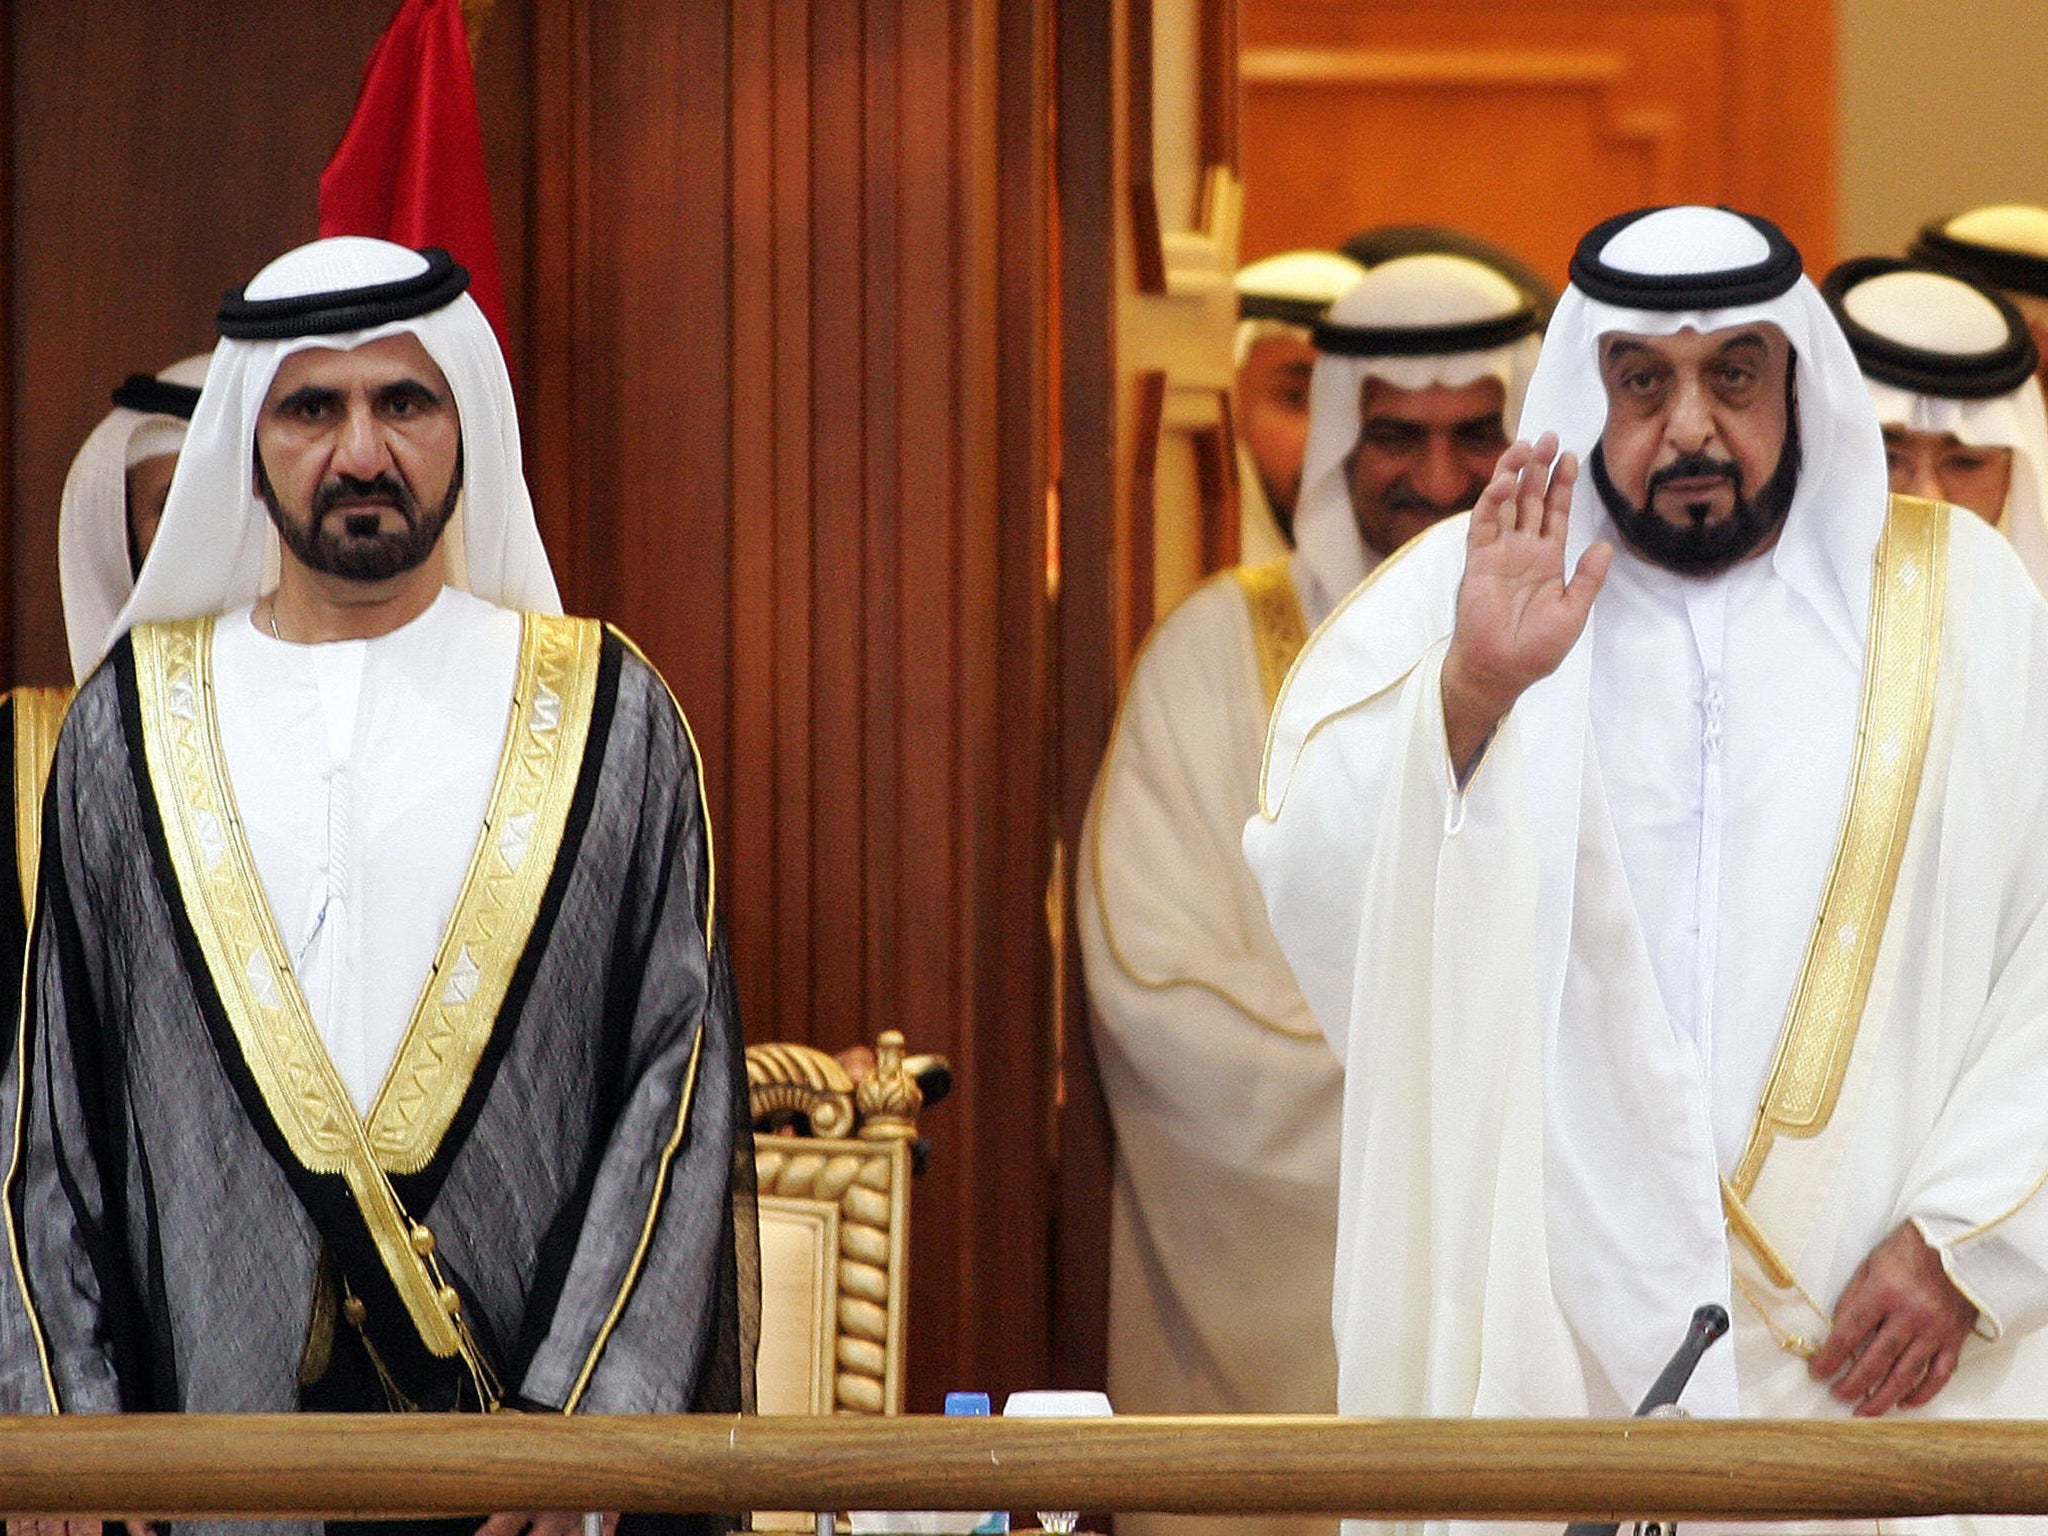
[3,237,756,1536]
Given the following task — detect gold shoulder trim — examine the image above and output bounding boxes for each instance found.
[601,625,717,943]
[1232,559,1309,713]
[1729,494,1948,1197]
[367,613,604,1171]
[9,686,72,922]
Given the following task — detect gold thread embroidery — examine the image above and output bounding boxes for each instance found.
[1722,1177,1798,1289]
[1724,1184,1835,1358]
[1232,559,1309,713]
[134,617,464,1359]
[10,687,71,922]
[366,614,603,1171]
[132,614,598,1370]
[560,625,721,1411]
[1731,1271,1821,1360]
[1730,496,1947,1198]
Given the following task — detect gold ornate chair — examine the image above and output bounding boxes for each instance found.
[748,1029,945,1419]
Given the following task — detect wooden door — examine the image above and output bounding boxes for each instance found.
[1238,0,1836,287]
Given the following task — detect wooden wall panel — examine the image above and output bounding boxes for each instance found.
[4,0,532,686]
[1239,0,1836,287]
[529,0,1057,1410]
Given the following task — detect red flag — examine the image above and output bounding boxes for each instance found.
[320,0,507,351]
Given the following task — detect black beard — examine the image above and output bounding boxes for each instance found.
[1590,424,1801,578]
[255,452,462,583]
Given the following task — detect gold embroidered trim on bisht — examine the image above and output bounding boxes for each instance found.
[9,686,72,923]
[1232,558,1309,714]
[1728,495,1947,1200]
[133,613,601,1367]
[367,613,603,1171]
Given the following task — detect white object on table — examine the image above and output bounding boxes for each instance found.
[1001,1390,1113,1536]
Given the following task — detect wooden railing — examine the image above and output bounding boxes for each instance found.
[2,1417,2048,1521]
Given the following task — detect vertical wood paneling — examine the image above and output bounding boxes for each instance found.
[530,0,1058,1410]
[859,0,903,1052]
[0,0,12,686]
[1239,0,1836,281]
[768,0,817,1049]
[896,0,973,1384]
[807,0,870,1051]
[983,0,1059,1397]
[728,0,783,1033]
[523,0,588,610]
[1053,0,1123,1398]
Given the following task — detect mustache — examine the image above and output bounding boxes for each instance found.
[1646,453,1741,497]
[312,472,416,523]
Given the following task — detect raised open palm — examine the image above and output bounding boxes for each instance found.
[1449,434,1612,709]
[1441,434,1613,776]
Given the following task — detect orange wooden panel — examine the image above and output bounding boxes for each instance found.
[1240,0,1836,287]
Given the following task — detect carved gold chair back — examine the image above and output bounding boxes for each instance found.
[749,1028,941,1418]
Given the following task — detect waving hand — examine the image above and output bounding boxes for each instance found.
[1441,434,1613,778]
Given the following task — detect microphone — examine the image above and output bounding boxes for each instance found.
[1562,1304,1731,1536]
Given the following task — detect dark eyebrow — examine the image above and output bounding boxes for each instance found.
[375,377,444,404]
[271,384,342,414]
[1601,339,1654,365]
[1712,330,1770,358]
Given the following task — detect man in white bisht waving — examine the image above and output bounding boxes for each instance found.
[1080,253,1539,1536]
[5,237,755,1536]
[1246,205,2048,1536]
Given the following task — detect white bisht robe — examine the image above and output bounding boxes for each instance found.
[1079,557,1342,1536]
[1246,496,2048,1536]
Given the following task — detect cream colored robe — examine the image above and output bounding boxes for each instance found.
[1246,499,2048,1536]
[1079,561,1339,1536]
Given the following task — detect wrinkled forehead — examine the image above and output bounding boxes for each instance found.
[260,330,455,408]
[1596,320,1792,369]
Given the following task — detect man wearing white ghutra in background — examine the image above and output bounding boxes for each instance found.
[1824,256,2048,596]
[1248,205,2048,1536]
[4,237,756,1536]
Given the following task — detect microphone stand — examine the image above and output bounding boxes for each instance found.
[1562,1302,1731,1536]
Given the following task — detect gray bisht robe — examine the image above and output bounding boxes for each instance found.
[4,618,757,1531]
